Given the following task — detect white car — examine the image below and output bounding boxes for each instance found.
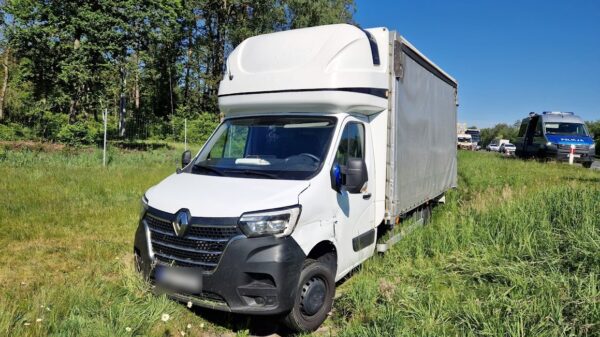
[499,143,516,155]
[487,139,509,152]
[486,143,500,152]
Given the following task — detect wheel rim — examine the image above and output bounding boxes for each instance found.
[300,276,327,316]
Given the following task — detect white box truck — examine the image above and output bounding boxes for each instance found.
[134,24,457,332]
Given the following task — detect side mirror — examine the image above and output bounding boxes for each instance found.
[343,158,368,194]
[330,163,342,193]
[181,150,192,168]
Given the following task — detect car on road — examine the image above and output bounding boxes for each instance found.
[486,139,509,152]
[458,134,474,150]
[499,143,516,155]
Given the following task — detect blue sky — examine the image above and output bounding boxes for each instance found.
[355,0,600,127]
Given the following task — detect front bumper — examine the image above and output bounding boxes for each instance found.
[134,217,305,315]
[543,147,594,163]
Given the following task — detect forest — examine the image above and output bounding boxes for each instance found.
[0,0,355,144]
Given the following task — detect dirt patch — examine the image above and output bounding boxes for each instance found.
[0,141,67,152]
[378,278,395,301]
[110,141,172,151]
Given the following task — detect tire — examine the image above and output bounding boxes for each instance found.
[583,162,592,169]
[420,204,432,225]
[282,258,335,332]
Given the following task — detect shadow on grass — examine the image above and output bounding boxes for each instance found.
[188,306,295,336]
[564,176,600,183]
[177,268,364,337]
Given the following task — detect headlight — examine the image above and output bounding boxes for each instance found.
[590,143,596,150]
[140,194,149,218]
[239,206,301,238]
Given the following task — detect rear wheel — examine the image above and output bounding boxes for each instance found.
[413,204,432,225]
[282,258,335,332]
[583,161,592,169]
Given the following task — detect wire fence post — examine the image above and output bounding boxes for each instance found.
[102,108,108,167]
[184,118,187,151]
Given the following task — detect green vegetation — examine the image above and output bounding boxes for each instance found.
[0,148,598,336]
[0,0,355,143]
[336,152,599,336]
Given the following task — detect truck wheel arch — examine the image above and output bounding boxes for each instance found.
[307,241,337,274]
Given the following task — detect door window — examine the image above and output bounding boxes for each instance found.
[335,122,365,166]
[534,118,543,137]
[518,119,528,137]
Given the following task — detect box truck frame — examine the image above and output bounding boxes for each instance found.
[133,24,457,332]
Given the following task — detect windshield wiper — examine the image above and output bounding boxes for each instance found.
[192,164,224,176]
[227,169,277,179]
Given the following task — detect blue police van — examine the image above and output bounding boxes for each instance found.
[515,111,595,168]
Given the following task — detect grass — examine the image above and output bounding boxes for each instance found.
[0,146,598,336]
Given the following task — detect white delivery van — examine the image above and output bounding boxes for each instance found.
[457,133,473,150]
[134,24,458,332]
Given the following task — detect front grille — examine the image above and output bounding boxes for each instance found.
[192,291,227,305]
[557,144,590,153]
[145,213,241,271]
[168,290,228,306]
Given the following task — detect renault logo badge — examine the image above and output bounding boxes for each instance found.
[173,209,190,237]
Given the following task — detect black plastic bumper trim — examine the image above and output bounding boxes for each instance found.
[218,87,387,99]
[134,220,306,315]
[352,228,375,252]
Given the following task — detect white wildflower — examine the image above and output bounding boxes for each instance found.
[36,318,43,323]
[186,324,192,329]
[186,301,193,309]
[180,331,186,336]
[24,322,31,326]
[161,313,170,322]
[125,327,132,332]
[200,323,205,328]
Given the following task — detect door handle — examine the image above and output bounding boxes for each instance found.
[362,193,372,200]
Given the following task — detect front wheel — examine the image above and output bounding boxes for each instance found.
[582,161,593,169]
[282,259,335,332]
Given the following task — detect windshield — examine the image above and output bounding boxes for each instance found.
[544,122,588,136]
[192,116,337,180]
[458,137,471,142]
[465,130,480,142]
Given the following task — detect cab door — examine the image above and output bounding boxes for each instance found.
[515,119,529,156]
[525,116,543,156]
[330,116,375,278]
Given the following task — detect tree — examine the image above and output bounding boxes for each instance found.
[0,0,356,142]
[0,19,9,120]
[585,120,600,140]
[480,122,519,146]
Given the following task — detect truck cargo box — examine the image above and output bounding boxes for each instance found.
[386,36,458,219]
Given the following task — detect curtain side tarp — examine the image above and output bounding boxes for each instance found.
[391,55,457,215]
